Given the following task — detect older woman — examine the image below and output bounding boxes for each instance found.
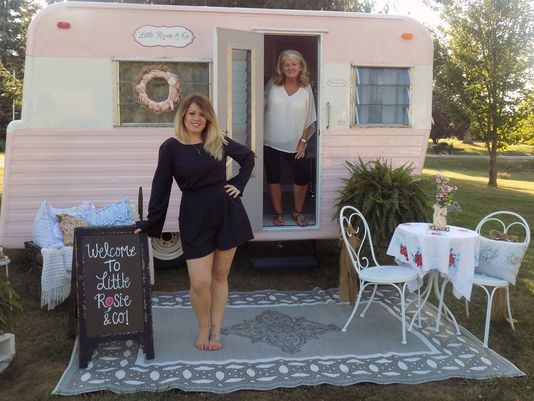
[264,49,316,227]
[136,93,254,351]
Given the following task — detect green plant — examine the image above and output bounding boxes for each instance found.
[0,275,23,333]
[334,158,432,252]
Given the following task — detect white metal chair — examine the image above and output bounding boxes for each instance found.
[470,211,530,348]
[339,206,419,344]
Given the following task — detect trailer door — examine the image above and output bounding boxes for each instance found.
[214,28,264,231]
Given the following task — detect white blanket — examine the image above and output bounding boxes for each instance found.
[41,246,73,310]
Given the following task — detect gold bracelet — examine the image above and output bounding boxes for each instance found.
[300,138,307,144]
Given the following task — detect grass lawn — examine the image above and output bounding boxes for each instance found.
[424,158,534,196]
[427,139,534,156]
[0,156,533,401]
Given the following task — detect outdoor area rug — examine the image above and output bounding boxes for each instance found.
[54,288,524,395]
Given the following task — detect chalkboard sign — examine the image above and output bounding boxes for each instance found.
[74,226,154,368]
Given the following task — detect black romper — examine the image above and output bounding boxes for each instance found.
[137,136,255,259]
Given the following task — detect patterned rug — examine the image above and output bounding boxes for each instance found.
[53,288,524,395]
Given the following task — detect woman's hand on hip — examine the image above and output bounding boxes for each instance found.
[225,184,241,198]
[295,141,306,159]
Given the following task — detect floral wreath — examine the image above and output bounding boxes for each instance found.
[135,67,180,113]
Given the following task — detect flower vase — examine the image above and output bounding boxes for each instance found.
[431,204,448,231]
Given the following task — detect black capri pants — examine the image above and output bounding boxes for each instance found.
[264,145,310,186]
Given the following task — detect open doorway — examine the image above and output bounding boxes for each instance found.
[263,34,319,229]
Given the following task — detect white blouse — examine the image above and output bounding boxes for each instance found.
[264,80,317,153]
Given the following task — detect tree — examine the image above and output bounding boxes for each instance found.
[430,33,470,143]
[429,91,469,143]
[0,0,40,142]
[509,91,534,147]
[433,0,534,187]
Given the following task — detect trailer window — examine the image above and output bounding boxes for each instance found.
[353,67,410,126]
[116,61,210,126]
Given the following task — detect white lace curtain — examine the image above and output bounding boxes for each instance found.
[355,67,410,125]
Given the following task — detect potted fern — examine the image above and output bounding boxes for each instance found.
[334,158,432,261]
[0,275,23,374]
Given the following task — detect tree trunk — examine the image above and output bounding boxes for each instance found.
[488,142,498,187]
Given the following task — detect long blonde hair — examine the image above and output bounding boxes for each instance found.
[174,93,225,160]
[272,49,310,87]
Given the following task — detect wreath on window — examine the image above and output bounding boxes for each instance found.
[135,66,181,113]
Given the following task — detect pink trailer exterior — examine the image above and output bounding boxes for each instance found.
[0,2,433,256]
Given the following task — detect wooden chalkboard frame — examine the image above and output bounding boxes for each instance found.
[73,226,154,368]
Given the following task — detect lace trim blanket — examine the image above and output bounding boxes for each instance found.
[41,246,73,310]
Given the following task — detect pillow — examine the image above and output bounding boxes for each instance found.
[475,237,528,285]
[489,229,519,242]
[32,200,95,249]
[58,214,88,246]
[75,198,134,227]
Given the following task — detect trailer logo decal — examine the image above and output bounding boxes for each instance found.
[133,25,195,48]
[327,79,347,88]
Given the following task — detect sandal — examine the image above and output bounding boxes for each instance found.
[273,213,285,226]
[292,210,308,227]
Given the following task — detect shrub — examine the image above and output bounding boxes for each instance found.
[0,276,23,334]
[334,158,432,252]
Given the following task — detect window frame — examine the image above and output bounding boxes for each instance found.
[112,58,213,127]
[350,65,412,128]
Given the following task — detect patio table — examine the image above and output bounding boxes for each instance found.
[386,222,480,334]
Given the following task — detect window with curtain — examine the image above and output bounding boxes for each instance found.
[354,67,410,126]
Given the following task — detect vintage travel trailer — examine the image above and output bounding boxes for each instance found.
[0,2,433,264]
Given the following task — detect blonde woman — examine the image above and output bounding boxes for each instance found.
[264,49,316,227]
[135,93,254,351]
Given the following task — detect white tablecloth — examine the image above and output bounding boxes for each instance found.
[386,223,480,300]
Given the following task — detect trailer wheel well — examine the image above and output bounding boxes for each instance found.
[152,232,185,269]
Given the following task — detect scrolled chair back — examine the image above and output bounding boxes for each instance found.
[339,205,380,272]
[474,211,530,285]
[475,211,530,244]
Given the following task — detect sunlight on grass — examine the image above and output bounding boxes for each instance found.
[423,168,534,195]
[427,139,534,156]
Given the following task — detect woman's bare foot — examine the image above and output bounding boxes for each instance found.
[208,326,223,351]
[195,331,210,350]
